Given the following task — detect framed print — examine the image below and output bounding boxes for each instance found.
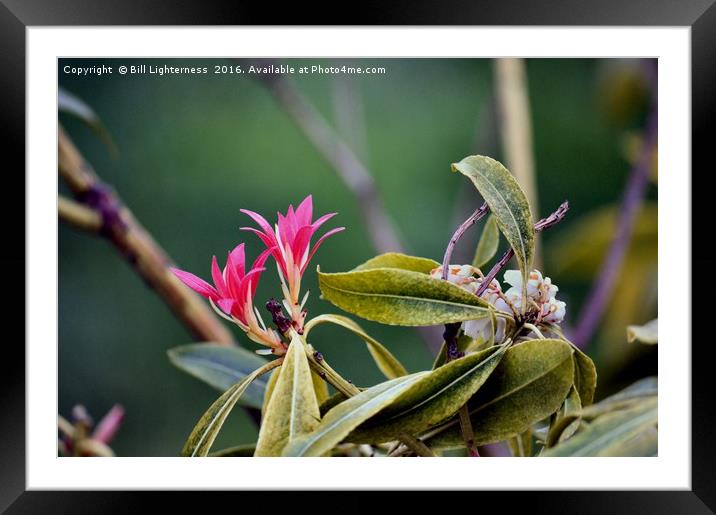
[2,0,713,511]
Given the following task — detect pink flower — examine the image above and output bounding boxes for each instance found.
[240,195,344,327]
[171,244,283,351]
[92,404,125,444]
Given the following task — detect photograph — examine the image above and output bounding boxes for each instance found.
[57,57,658,459]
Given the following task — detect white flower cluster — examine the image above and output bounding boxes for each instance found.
[430,265,566,342]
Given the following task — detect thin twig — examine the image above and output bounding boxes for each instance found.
[441,203,490,280]
[397,433,435,458]
[494,58,541,267]
[438,203,490,456]
[59,195,102,232]
[59,127,236,347]
[458,405,480,457]
[475,201,570,298]
[571,108,657,348]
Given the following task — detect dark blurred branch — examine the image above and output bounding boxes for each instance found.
[59,195,102,232]
[494,58,541,267]
[256,69,404,254]
[254,63,446,354]
[571,108,657,348]
[58,127,235,347]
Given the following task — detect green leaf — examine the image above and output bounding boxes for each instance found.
[261,368,281,418]
[353,252,440,274]
[347,345,508,444]
[580,377,656,419]
[546,378,656,443]
[58,87,118,157]
[426,339,574,449]
[209,444,256,457]
[254,336,320,456]
[304,314,408,379]
[312,370,330,406]
[283,374,426,457]
[542,397,657,457]
[570,343,597,406]
[627,318,658,344]
[168,343,268,409]
[181,359,281,457]
[319,391,349,417]
[547,385,582,447]
[318,266,491,326]
[452,155,535,304]
[472,215,500,269]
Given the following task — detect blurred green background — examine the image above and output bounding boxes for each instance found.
[58,58,657,456]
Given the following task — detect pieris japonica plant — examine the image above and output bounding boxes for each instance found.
[168,155,657,458]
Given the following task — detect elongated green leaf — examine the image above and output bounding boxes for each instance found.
[264,366,328,416]
[472,215,500,269]
[580,379,656,420]
[353,252,440,274]
[452,155,535,302]
[318,266,491,326]
[312,371,330,405]
[254,336,320,456]
[596,376,657,406]
[546,378,656,442]
[168,343,268,409]
[181,359,281,457]
[283,374,426,457]
[426,339,574,449]
[58,87,118,156]
[262,368,281,418]
[547,385,582,447]
[627,318,658,344]
[209,444,256,457]
[542,397,657,457]
[347,345,508,444]
[304,314,408,379]
[319,391,349,417]
[570,343,597,406]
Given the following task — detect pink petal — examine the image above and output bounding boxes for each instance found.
[302,227,345,273]
[217,298,237,316]
[311,212,337,230]
[291,225,317,264]
[295,195,313,226]
[227,243,246,279]
[242,226,288,277]
[211,256,227,297]
[224,251,244,300]
[277,211,296,244]
[241,226,278,252]
[240,267,265,303]
[240,209,276,239]
[171,268,218,300]
[251,247,277,297]
[252,246,275,271]
[92,404,125,444]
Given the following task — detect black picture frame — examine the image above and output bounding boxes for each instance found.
[2,1,712,511]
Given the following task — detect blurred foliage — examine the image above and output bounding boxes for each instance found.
[58,58,656,456]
